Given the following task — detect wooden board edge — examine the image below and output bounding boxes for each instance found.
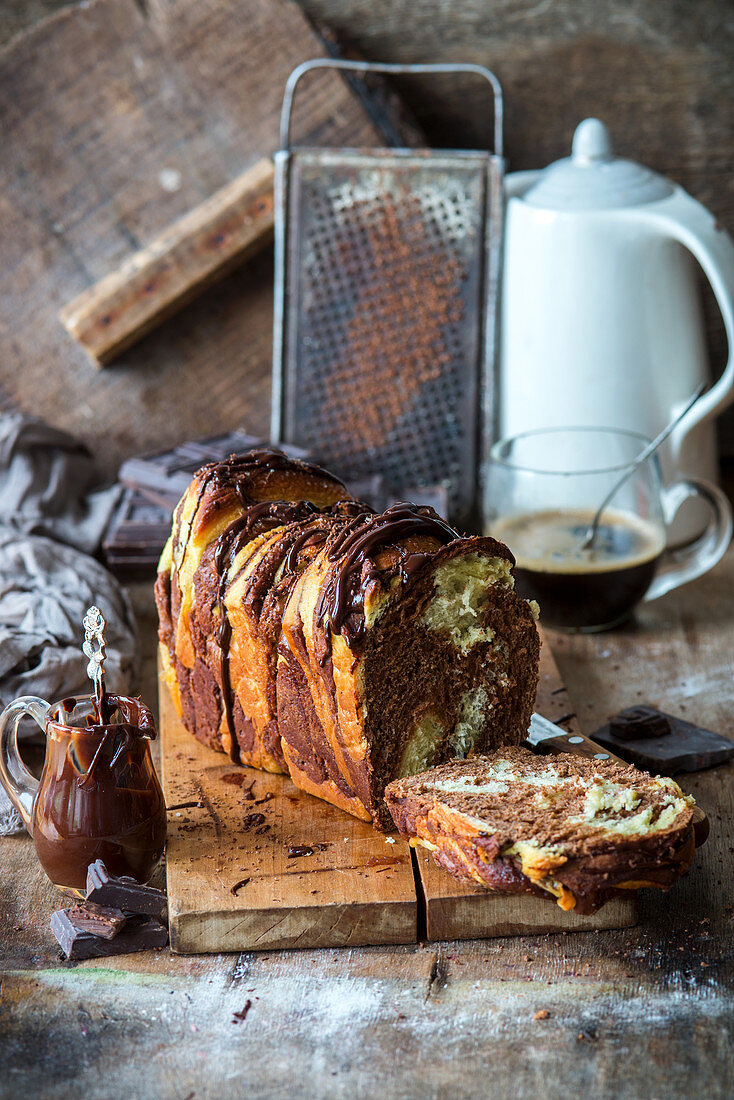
[158,643,636,951]
[424,885,639,942]
[169,898,417,954]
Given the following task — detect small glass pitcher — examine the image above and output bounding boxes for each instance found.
[0,693,167,896]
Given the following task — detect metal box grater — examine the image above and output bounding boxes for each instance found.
[271,60,504,527]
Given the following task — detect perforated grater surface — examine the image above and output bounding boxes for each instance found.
[271,61,504,528]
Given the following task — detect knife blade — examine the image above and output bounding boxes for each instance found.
[526,712,620,764]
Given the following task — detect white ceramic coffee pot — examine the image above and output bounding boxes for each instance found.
[499,118,734,541]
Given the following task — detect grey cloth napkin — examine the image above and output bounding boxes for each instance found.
[0,412,121,554]
[0,532,138,708]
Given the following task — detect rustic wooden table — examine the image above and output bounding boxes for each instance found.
[2,545,732,1099]
[0,4,732,1093]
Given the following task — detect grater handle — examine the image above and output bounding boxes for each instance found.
[280,59,503,158]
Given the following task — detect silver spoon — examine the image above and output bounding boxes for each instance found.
[82,604,107,704]
[581,383,706,551]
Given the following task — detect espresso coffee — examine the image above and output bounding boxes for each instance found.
[493,508,665,631]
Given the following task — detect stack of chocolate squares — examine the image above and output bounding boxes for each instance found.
[101,429,450,578]
[51,860,168,959]
[102,431,303,576]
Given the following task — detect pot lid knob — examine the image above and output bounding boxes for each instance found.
[571,118,613,164]
[522,117,674,211]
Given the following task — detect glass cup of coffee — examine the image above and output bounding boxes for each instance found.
[485,427,733,632]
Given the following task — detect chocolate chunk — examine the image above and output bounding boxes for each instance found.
[63,901,127,940]
[593,707,734,773]
[101,487,174,576]
[610,706,671,741]
[85,860,167,920]
[220,772,250,787]
[51,911,168,960]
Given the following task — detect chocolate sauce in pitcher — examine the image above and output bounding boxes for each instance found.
[31,694,167,894]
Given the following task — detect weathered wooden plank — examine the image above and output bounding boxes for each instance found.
[59,157,276,365]
[0,0,385,473]
[159,671,417,953]
[1,954,731,1100]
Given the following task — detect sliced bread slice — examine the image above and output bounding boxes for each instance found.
[385,747,697,913]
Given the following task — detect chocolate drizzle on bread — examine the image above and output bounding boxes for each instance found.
[157,450,540,825]
[385,748,697,912]
[316,503,459,648]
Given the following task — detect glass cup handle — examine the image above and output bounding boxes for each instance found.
[0,696,50,835]
[644,478,733,602]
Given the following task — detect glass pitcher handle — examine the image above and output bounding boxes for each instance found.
[645,478,733,602]
[0,696,50,835]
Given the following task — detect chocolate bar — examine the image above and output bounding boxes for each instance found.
[101,487,172,575]
[104,433,419,577]
[86,860,167,921]
[593,706,734,773]
[103,433,314,576]
[51,910,168,960]
[63,901,127,940]
[118,432,311,502]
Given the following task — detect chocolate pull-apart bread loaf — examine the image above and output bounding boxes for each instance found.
[385,748,697,912]
[156,449,540,826]
[278,506,540,827]
[155,449,352,770]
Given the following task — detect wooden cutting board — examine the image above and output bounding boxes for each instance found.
[160,635,636,954]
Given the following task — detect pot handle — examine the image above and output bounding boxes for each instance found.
[629,189,734,451]
[644,477,733,602]
[0,696,50,835]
